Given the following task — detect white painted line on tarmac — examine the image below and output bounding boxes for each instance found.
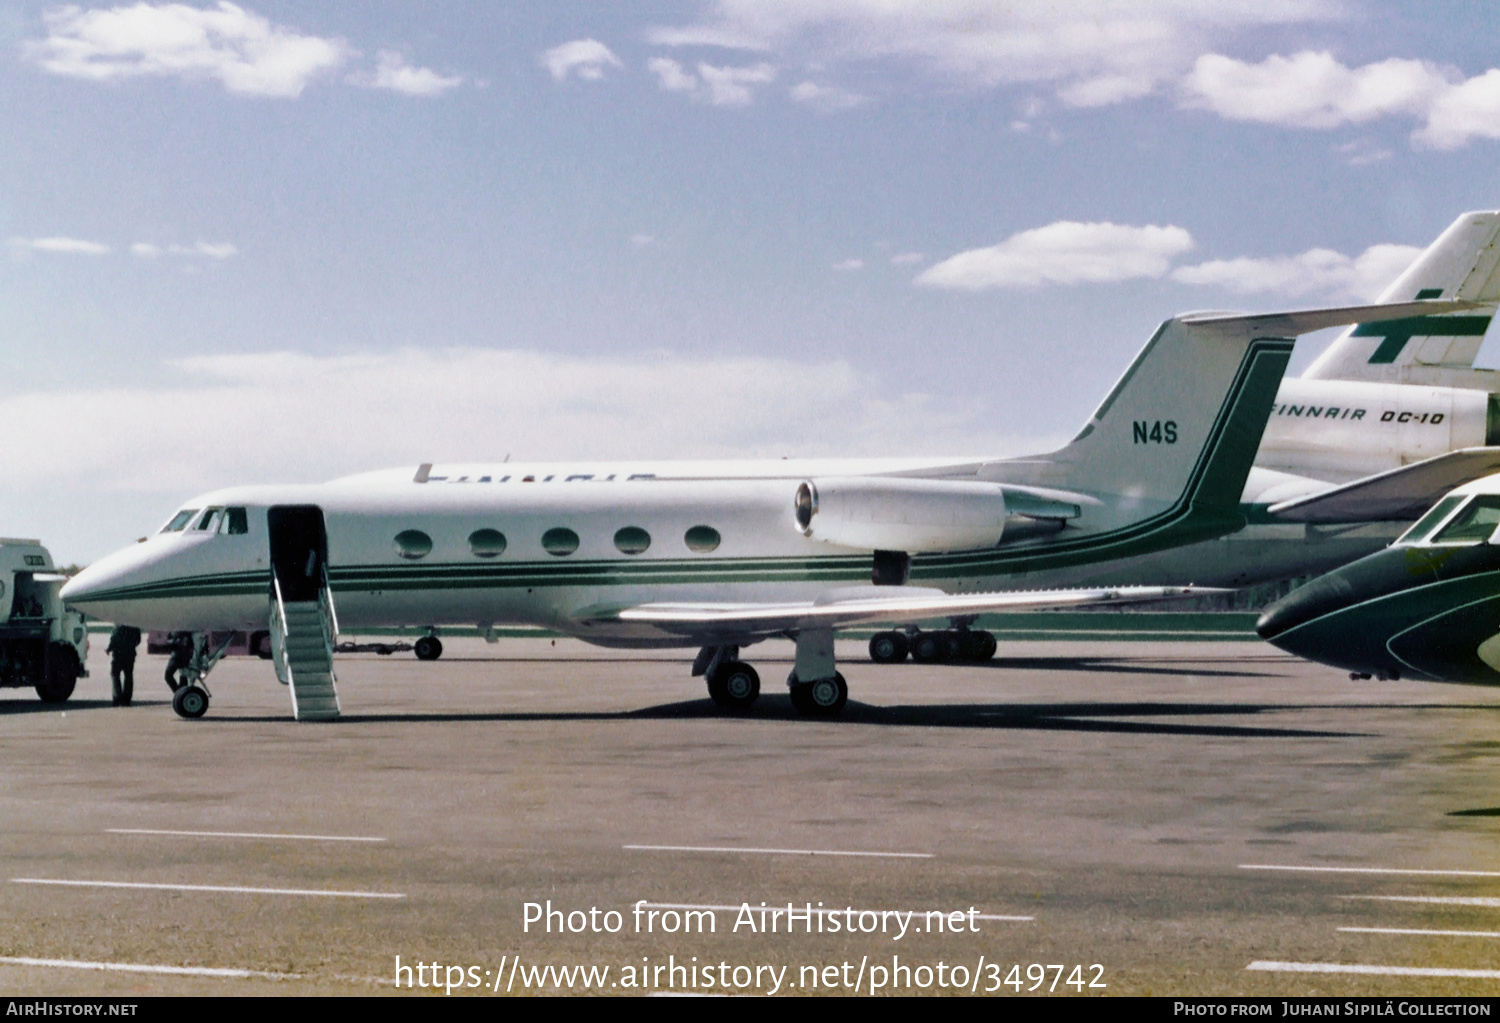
[1345,895,1500,908]
[1240,863,1500,878]
[1340,927,1500,938]
[109,828,386,843]
[0,955,297,980]
[12,878,405,899]
[625,844,933,859]
[636,901,1035,923]
[1248,961,1500,979]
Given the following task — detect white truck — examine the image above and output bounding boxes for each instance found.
[0,538,88,703]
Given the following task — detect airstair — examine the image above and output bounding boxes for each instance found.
[270,573,341,721]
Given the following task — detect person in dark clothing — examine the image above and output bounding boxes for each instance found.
[106,624,141,706]
[163,631,194,693]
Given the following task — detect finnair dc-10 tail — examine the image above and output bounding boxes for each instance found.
[62,298,1477,720]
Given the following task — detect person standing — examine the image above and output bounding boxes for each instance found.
[106,624,141,706]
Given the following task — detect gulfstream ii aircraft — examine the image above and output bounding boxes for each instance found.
[61,297,1472,721]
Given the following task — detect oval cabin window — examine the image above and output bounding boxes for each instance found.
[468,528,507,558]
[394,529,433,560]
[542,527,580,556]
[613,526,651,555]
[684,525,721,553]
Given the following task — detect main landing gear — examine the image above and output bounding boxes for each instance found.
[694,629,851,719]
[869,626,997,664]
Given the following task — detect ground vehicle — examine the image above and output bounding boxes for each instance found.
[0,538,88,702]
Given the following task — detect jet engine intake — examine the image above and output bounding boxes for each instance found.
[793,477,1029,553]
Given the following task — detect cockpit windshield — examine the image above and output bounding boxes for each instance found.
[220,508,249,535]
[161,509,200,533]
[193,508,223,532]
[1395,496,1465,545]
[1430,496,1500,544]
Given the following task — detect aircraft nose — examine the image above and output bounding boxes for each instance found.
[61,543,159,614]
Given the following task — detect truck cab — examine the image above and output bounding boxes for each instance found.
[0,538,89,703]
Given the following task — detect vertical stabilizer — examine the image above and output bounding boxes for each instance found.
[1303,211,1500,387]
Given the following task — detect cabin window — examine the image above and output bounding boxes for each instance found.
[613,526,651,555]
[194,508,223,532]
[394,529,433,560]
[220,507,250,535]
[1431,496,1500,544]
[162,509,199,533]
[542,527,580,556]
[468,528,507,558]
[684,525,721,553]
[1396,496,1465,545]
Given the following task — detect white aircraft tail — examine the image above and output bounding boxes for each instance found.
[1303,210,1500,388]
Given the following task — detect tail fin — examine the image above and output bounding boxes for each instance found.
[992,301,1481,562]
[1303,210,1500,387]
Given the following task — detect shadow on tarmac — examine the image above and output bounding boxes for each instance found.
[206,696,1384,738]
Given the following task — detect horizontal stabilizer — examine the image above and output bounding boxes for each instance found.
[1180,298,1484,338]
[1266,447,1500,523]
[579,585,1217,638]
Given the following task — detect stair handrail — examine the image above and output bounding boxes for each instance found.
[270,571,293,689]
[318,564,340,661]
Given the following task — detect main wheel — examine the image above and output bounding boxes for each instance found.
[707,661,760,710]
[910,631,947,663]
[36,646,79,704]
[787,671,848,718]
[414,636,443,661]
[972,630,997,661]
[868,632,909,663]
[172,685,210,719]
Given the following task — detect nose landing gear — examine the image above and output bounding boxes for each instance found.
[163,632,233,719]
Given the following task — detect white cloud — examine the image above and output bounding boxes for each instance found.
[917,221,1194,291]
[172,242,237,258]
[12,236,111,255]
[890,252,924,265]
[789,80,866,110]
[358,50,462,97]
[26,2,352,98]
[649,1,1334,105]
[1182,50,1500,149]
[1171,243,1423,301]
[541,38,623,82]
[1418,69,1500,149]
[0,348,1037,500]
[831,258,864,271]
[1182,51,1448,128]
[646,57,775,105]
[698,62,776,105]
[132,241,238,259]
[647,57,698,93]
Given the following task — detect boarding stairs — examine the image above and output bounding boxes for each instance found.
[270,572,341,721]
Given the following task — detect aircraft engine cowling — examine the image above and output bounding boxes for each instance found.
[793,477,1014,553]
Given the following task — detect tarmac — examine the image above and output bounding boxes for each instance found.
[3,635,1500,997]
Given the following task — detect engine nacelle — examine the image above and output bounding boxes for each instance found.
[792,477,1024,553]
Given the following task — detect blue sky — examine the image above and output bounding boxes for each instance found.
[2,1,1498,562]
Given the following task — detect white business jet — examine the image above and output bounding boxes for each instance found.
[61,298,1472,721]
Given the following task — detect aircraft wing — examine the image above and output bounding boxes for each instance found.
[1266,447,1500,523]
[578,585,1212,638]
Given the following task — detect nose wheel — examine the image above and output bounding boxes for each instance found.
[172,685,210,719]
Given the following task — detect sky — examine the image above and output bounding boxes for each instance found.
[2,0,1499,563]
